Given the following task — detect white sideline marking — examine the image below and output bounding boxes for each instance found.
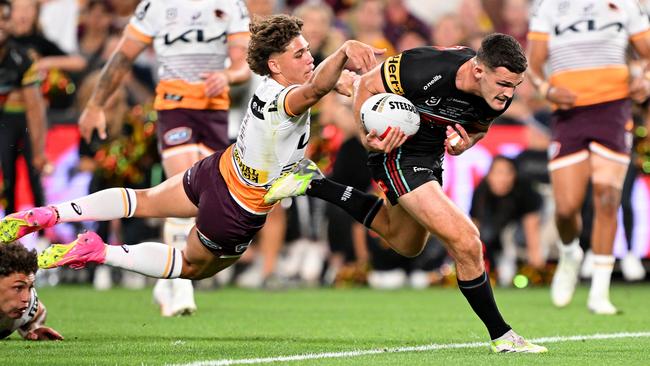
[170,331,650,366]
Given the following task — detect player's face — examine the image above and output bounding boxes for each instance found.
[0,4,10,46]
[479,66,524,111]
[274,35,315,84]
[0,272,34,319]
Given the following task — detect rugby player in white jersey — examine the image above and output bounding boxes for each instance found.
[0,243,62,341]
[74,0,252,316]
[0,14,381,316]
[528,0,650,314]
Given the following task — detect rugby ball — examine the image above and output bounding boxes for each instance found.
[361,93,420,138]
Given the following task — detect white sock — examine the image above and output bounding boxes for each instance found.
[588,254,615,301]
[156,218,194,292]
[54,188,137,222]
[105,242,183,279]
[559,238,580,253]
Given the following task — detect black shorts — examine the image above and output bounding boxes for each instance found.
[368,148,443,205]
[183,151,267,257]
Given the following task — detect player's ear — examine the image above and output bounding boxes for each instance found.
[268,57,281,75]
[472,59,485,80]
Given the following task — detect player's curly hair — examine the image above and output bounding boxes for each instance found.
[247,14,304,76]
[0,243,38,277]
[477,33,527,74]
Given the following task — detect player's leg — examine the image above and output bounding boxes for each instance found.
[548,156,590,307]
[586,144,628,314]
[396,181,545,352]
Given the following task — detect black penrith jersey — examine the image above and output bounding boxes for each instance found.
[380,46,511,153]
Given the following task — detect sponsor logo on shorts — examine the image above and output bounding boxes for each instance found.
[341,186,353,201]
[412,166,433,174]
[375,179,389,194]
[164,127,192,146]
[121,245,130,253]
[548,141,561,160]
[234,241,251,253]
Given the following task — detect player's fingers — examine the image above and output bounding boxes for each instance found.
[373,47,387,55]
[98,122,107,140]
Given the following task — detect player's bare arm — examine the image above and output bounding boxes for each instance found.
[526,39,575,110]
[286,40,383,116]
[18,302,63,341]
[629,35,650,103]
[201,34,252,97]
[353,66,407,153]
[79,36,148,142]
[21,85,48,172]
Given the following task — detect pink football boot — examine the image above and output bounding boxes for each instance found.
[38,231,107,270]
[0,207,58,244]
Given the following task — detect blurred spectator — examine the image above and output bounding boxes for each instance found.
[395,30,426,53]
[293,1,345,66]
[0,0,48,216]
[38,0,80,53]
[382,0,429,47]
[470,155,544,286]
[495,0,529,48]
[430,13,466,48]
[76,0,118,78]
[457,0,493,36]
[348,0,395,58]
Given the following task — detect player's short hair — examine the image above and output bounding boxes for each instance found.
[247,14,304,76]
[477,33,527,74]
[0,243,38,277]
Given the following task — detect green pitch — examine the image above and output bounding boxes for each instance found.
[3,284,650,365]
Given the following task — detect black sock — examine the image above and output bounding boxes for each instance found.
[457,272,511,340]
[307,178,383,227]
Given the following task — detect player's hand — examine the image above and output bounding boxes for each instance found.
[629,77,650,103]
[335,70,359,97]
[365,127,407,153]
[343,40,386,74]
[445,124,472,156]
[25,327,64,341]
[31,153,52,175]
[200,71,229,97]
[79,104,107,143]
[546,86,576,110]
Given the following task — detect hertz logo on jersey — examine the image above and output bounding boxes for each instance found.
[383,54,404,95]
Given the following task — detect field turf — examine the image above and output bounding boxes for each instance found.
[3,284,649,365]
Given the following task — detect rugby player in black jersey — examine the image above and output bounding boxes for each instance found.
[0,0,48,186]
[266,33,547,353]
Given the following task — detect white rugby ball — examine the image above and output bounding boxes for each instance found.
[361,93,420,138]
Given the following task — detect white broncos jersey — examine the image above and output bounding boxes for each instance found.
[0,288,38,339]
[219,77,310,214]
[127,0,250,110]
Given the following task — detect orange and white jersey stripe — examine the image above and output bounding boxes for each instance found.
[528,0,650,107]
[219,77,310,214]
[126,0,250,111]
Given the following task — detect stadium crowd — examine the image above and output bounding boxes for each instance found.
[0,0,648,320]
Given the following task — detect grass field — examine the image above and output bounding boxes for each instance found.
[3,283,650,365]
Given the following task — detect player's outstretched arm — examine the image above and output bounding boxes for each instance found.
[285,40,384,116]
[78,34,147,142]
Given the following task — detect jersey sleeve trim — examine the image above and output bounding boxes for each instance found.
[527,32,549,41]
[381,54,405,95]
[126,24,153,45]
[281,85,300,117]
[630,29,650,42]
